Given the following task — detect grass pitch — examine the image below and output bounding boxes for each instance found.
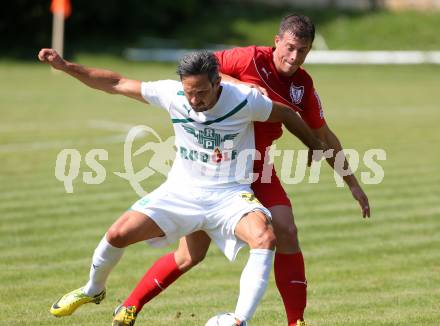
[0,58,439,325]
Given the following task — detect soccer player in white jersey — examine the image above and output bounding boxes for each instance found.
[38,48,325,325]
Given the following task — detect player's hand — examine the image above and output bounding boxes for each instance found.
[38,48,66,70]
[244,82,268,97]
[350,185,370,218]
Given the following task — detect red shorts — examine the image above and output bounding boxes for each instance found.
[251,166,292,208]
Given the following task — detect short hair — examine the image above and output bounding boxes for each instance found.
[176,51,220,84]
[278,14,315,43]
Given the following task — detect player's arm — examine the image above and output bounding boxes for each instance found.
[38,48,146,103]
[313,124,370,218]
[220,73,268,96]
[267,101,326,152]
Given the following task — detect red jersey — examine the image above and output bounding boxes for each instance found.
[216,46,325,170]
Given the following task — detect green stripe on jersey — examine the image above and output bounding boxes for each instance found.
[202,99,247,125]
[171,117,195,123]
[171,99,248,125]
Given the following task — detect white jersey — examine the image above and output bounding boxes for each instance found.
[141,80,272,188]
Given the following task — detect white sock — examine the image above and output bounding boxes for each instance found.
[234,248,274,321]
[83,235,124,296]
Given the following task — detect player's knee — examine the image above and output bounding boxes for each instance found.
[276,222,298,243]
[270,206,298,242]
[263,229,277,250]
[251,229,276,250]
[176,251,207,272]
[273,219,300,252]
[106,226,129,248]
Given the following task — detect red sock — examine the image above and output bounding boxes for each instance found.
[274,252,307,326]
[123,252,183,312]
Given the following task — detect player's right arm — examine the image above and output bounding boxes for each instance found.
[267,101,326,152]
[38,48,147,103]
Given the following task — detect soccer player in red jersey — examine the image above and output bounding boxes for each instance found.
[119,15,370,326]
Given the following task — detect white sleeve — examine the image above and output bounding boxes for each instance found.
[141,80,180,112]
[246,88,273,122]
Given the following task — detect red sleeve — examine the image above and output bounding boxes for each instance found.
[215,47,254,78]
[299,88,326,129]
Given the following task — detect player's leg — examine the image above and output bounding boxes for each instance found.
[175,230,211,272]
[113,186,210,325]
[253,172,307,326]
[122,231,211,312]
[50,210,164,317]
[233,210,276,322]
[271,205,307,326]
[84,210,165,295]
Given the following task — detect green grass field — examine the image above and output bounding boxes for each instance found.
[1,58,439,326]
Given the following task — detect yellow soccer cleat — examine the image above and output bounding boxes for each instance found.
[296,319,309,326]
[112,304,138,326]
[50,287,106,317]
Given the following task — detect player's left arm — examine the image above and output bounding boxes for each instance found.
[301,85,370,218]
[220,73,268,96]
[312,124,371,218]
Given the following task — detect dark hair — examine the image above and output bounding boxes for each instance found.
[278,14,315,43]
[176,51,220,84]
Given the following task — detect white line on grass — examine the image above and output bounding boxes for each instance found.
[87,119,137,132]
[0,122,81,133]
[0,120,150,153]
[0,135,126,153]
[0,119,139,133]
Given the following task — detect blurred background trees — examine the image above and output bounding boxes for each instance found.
[2,0,439,59]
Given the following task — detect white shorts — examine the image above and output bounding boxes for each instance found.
[131,182,271,261]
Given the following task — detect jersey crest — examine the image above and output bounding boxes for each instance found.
[289,84,304,104]
[182,125,239,150]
